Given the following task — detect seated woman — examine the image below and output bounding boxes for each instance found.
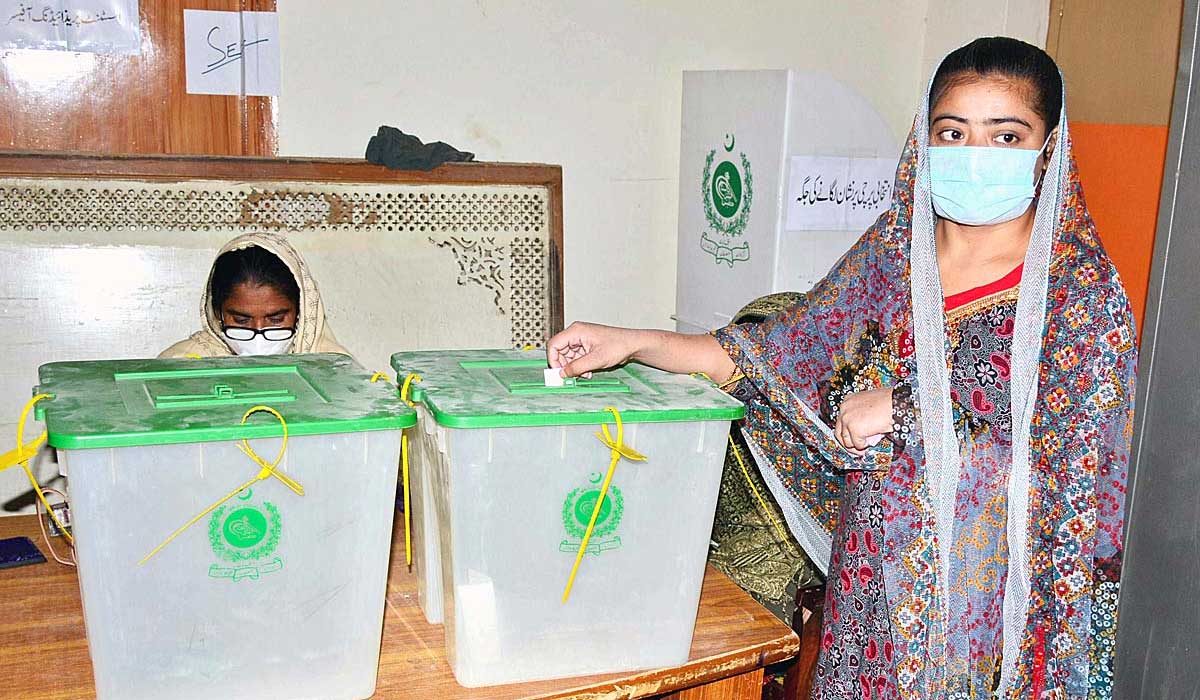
[549,38,1135,700]
[160,231,350,358]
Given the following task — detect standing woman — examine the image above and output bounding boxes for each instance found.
[160,231,351,358]
[549,38,1135,700]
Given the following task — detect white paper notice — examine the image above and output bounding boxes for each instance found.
[183,9,280,96]
[183,9,238,94]
[239,11,279,96]
[785,156,896,231]
[0,0,141,53]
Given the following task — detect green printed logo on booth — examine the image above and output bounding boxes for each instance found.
[560,473,624,556]
[208,489,283,582]
[710,160,743,219]
[700,133,753,268]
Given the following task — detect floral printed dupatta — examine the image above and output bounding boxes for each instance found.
[714,76,1136,699]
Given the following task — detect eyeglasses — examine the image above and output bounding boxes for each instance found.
[222,326,296,341]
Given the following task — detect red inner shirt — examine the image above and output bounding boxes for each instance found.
[944,264,1024,312]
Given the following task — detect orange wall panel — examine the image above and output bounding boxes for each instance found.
[1070,121,1169,338]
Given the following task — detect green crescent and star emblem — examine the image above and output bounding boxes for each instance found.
[700,132,753,267]
[208,488,283,582]
[559,471,624,555]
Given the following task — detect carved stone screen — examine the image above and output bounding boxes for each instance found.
[0,155,563,513]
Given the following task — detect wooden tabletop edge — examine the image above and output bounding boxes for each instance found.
[512,630,801,700]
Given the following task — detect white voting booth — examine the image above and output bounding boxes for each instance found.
[675,70,900,333]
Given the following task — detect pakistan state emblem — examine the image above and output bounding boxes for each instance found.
[559,472,624,555]
[208,488,283,581]
[700,133,753,267]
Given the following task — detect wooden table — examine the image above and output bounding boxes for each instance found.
[0,514,798,699]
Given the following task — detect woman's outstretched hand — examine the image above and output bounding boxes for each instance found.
[547,322,641,379]
[834,388,894,456]
[547,322,738,384]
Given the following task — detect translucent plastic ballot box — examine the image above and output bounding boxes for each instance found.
[409,403,444,625]
[389,349,745,687]
[33,353,416,700]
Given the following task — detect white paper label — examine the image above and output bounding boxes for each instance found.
[0,0,140,53]
[785,155,896,231]
[183,9,280,96]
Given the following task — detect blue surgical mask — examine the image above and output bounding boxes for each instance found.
[928,137,1050,226]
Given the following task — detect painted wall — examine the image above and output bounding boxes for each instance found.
[921,0,1050,81]
[275,0,1047,330]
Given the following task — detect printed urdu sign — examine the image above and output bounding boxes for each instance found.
[785,155,896,232]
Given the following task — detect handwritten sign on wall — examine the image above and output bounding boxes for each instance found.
[784,155,896,232]
[183,9,279,96]
[1,0,140,53]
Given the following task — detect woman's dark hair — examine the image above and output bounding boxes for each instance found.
[930,37,1063,132]
[210,245,300,315]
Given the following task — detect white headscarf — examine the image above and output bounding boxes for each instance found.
[159,231,351,359]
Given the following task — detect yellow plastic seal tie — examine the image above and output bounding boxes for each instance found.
[402,433,412,567]
[396,372,422,567]
[0,440,42,472]
[140,405,301,565]
[399,373,422,406]
[728,435,793,547]
[562,406,646,603]
[370,366,411,563]
[593,421,647,462]
[1,394,73,546]
[184,353,202,360]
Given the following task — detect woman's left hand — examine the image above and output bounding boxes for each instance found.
[835,388,894,456]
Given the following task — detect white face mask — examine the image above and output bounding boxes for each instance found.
[223,334,293,356]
